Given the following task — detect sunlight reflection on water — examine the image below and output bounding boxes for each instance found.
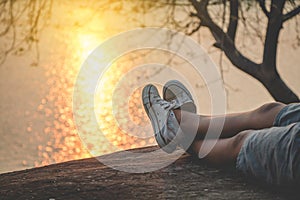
[34,30,104,166]
[35,29,158,167]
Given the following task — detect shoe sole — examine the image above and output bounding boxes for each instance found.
[142,84,176,153]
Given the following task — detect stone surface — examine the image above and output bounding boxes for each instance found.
[0,146,299,199]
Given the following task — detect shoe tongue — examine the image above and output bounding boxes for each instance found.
[176,92,190,104]
[173,94,196,113]
[166,110,179,142]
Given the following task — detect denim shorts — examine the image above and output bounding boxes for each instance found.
[236,103,300,185]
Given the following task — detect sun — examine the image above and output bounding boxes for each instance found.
[77,33,103,61]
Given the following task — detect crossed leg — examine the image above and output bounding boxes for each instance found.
[173,102,286,166]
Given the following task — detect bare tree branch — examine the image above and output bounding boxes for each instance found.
[262,0,285,70]
[227,0,238,42]
[189,0,261,78]
[257,0,270,18]
[186,22,201,35]
[0,0,52,65]
[283,5,300,22]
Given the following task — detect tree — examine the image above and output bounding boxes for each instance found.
[0,0,52,65]
[1,0,299,103]
[187,0,300,103]
[123,0,300,103]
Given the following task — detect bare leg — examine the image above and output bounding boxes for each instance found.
[190,130,252,166]
[174,102,285,139]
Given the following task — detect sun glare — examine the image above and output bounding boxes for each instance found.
[26,1,156,169]
[37,20,155,166]
[78,33,103,61]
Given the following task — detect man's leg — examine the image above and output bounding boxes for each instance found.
[174,102,286,140]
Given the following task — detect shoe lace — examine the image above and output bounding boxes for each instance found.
[153,95,177,110]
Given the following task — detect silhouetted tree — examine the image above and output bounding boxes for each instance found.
[187,0,300,103]
[1,0,299,103]
[122,0,300,103]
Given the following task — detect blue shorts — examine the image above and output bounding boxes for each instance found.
[236,103,300,185]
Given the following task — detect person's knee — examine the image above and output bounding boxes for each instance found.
[250,102,286,126]
[231,130,251,155]
[256,102,286,115]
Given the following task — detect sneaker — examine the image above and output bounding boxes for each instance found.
[163,80,198,154]
[163,80,197,113]
[142,84,181,153]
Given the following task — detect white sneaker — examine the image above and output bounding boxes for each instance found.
[142,84,181,153]
[163,80,197,153]
[163,80,196,113]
